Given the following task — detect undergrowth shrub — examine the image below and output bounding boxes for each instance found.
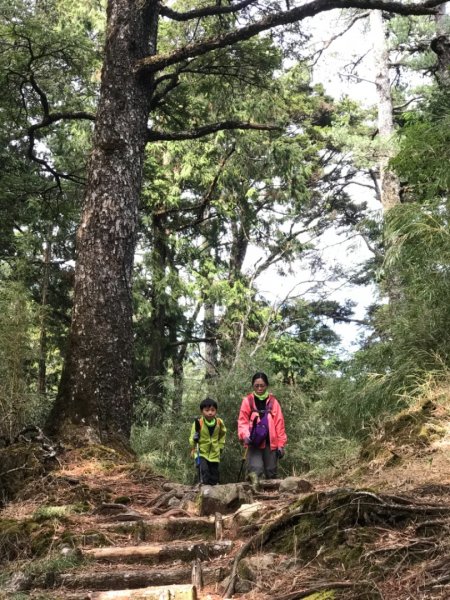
[131,350,361,482]
[0,282,48,442]
[324,197,450,440]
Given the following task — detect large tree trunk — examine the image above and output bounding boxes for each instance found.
[47,0,158,443]
[38,235,51,395]
[370,11,403,306]
[171,354,184,414]
[147,213,168,412]
[229,215,249,284]
[370,9,401,212]
[204,299,218,380]
[432,3,450,86]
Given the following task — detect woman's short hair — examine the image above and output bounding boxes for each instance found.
[251,372,269,386]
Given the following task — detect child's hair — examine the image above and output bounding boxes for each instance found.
[200,397,218,410]
[252,371,269,385]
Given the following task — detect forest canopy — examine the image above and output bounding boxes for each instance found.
[1,0,450,480]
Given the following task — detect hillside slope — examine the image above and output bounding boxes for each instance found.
[1,386,450,600]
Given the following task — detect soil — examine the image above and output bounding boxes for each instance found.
[2,395,450,600]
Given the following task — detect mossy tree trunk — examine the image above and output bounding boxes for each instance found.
[147,213,169,412]
[47,0,158,443]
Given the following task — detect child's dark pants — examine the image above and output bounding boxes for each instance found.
[199,457,219,485]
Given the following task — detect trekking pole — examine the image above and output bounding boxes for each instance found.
[196,441,203,484]
[194,418,203,485]
[237,446,248,482]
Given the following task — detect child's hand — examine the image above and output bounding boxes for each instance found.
[276,447,285,459]
[193,432,200,443]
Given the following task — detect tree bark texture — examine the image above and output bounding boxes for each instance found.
[229,215,249,284]
[170,332,184,415]
[38,237,51,395]
[204,300,218,380]
[147,213,168,411]
[431,29,450,85]
[48,0,158,442]
[370,9,400,212]
[83,540,233,563]
[49,563,226,590]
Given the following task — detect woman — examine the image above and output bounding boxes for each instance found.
[238,372,287,483]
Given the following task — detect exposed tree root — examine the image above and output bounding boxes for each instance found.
[223,488,450,597]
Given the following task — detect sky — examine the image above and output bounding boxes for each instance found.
[247,9,381,354]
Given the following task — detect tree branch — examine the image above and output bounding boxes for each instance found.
[252,224,310,281]
[147,120,281,142]
[137,0,444,74]
[25,67,94,184]
[169,336,217,347]
[310,10,370,67]
[158,0,257,22]
[29,111,96,133]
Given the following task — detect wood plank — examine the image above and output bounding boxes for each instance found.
[97,517,215,542]
[83,540,232,563]
[43,563,229,590]
[89,584,196,599]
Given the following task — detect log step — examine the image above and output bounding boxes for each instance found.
[87,584,196,599]
[83,540,233,564]
[97,517,216,542]
[36,562,229,590]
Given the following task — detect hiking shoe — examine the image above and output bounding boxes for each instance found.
[248,471,260,492]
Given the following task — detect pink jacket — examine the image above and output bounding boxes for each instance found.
[238,393,287,450]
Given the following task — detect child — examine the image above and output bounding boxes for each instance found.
[189,398,226,485]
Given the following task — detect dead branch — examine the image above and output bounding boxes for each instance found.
[272,581,368,600]
[310,11,369,67]
[146,490,181,510]
[364,539,438,559]
[415,518,450,534]
[421,573,450,590]
[0,464,29,478]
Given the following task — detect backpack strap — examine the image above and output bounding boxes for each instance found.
[197,416,222,434]
[249,394,259,416]
[249,396,259,433]
[250,394,273,417]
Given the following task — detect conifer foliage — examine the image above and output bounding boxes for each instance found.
[0,0,447,447]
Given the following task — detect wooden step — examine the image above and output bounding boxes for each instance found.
[87,584,196,599]
[83,540,233,564]
[36,561,229,591]
[97,517,216,542]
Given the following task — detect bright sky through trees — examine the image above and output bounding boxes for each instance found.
[247,11,380,353]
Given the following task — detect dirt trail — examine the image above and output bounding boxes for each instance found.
[2,398,450,600]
